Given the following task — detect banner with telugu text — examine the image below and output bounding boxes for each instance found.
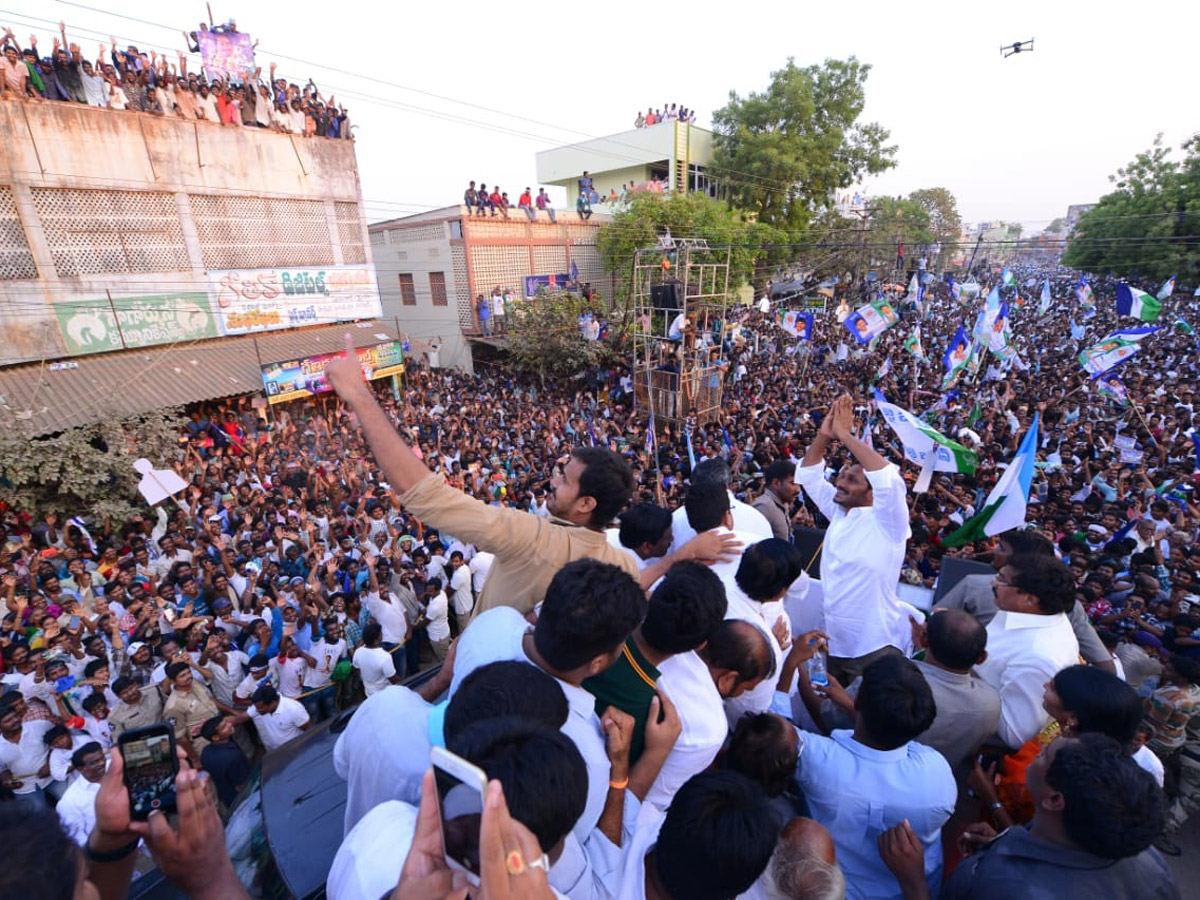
[209,266,382,337]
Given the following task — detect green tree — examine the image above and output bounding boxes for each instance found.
[1045,217,1068,235]
[711,58,897,233]
[0,409,187,522]
[907,187,963,260]
[596,191,776,309]
[1063,134,1200,282]
[504,291,615,384]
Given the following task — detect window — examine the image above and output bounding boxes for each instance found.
[399,273,416,306]
[430,272,448,307]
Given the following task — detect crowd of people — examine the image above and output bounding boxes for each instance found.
[0,18,353,139]
[634,105,696,128]
[463,183,558,222]
[0,258,1195,898]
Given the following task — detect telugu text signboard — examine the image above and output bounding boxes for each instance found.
[55,293,219,356]
[210,266,383,336]
[261,340,404,405]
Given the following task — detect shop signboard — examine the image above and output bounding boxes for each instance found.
[261,340,404,405]
[210,266,383,336]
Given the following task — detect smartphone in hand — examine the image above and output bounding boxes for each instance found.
[430,746,488,887]
[119,723,179,820]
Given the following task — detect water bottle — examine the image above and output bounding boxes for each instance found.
[807,650,829,688]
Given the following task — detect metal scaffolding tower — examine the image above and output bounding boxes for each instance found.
[631,238,733,429]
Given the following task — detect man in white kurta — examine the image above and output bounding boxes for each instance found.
[795,395,910,683]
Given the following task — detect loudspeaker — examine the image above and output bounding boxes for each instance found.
[651,282,680,315]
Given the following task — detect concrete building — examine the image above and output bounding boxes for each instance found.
[536,120,716,201]
[0,100,383,435]
[370,206,613,372]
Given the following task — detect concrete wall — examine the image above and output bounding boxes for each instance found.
[371,216,474,373]
[0,100,375,367]
[371,206,617,373]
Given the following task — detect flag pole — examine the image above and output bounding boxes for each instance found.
[1127,393,1155,438]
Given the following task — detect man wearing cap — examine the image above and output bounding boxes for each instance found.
[108,674,163,739]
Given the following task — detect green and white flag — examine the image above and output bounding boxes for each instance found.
[904,325,926,360]
[943,415,1040,547]
[1115,284,1162,322]
[873,390,977,493]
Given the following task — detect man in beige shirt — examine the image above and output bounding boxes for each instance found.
[325,335,738,616]
[108,676,164,740]
[161,661,219,766]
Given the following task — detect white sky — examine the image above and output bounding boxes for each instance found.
[13,0,1199,231]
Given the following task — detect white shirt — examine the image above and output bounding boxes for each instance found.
[332,686,431,834]
[304,639,347,689]
[206,651,249,706]
[797,730,956,900]
[328,799,574,900]
[424,590,451,642]
[668,493,772,554]
[272,656,308,699]
[794,463,911,658]
[974,610,1080,749]
[82,715,113,750]
[364,590,408,645]
[0,720,54,791]
[469,552,494,593]
[57,776,102,845]
[448,565,474,616]
[605,528,653,570]
[353,646,396,697]
[450,608,609,845]
[645,650,726,812]
[248,696,310,752]
[722,581,790,730]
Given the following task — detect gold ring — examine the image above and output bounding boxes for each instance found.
[505,850,527,875]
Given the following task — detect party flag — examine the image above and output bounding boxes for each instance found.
[944,415,1040,546]
[1115,284,1162,322]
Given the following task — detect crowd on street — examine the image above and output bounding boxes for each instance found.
[0,259,1195,898]
[0,18,353,138]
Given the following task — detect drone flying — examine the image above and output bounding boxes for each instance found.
[1002,38,1034,58]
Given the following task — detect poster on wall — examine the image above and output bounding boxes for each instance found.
[523,273,572,297]
[198,31,256,83]
[55,293,219,356]
[210,266,383,336]
[261,340,404,405]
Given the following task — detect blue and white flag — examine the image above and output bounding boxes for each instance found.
[1078,327,1157,378]
[942,325,971,389]
[685,426,696,470]
[1039,279,1052,315]
[1001,268,1016,287]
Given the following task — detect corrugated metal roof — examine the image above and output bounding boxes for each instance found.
[0,321,410,438]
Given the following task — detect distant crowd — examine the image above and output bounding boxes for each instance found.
[0,18,353,139]
[634,104,696,127]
